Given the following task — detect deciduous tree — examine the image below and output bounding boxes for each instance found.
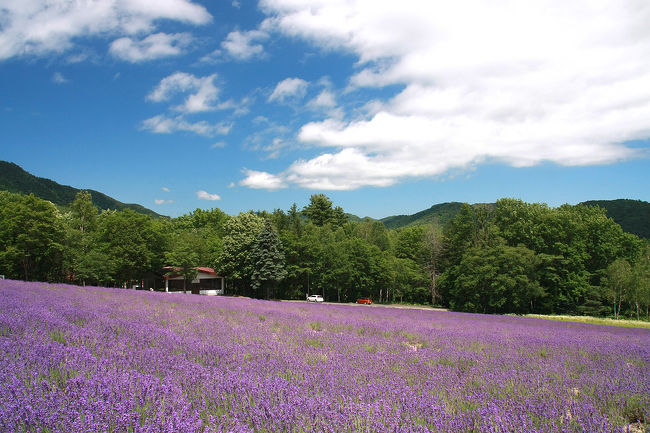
[164,231,202,291]
[0,192,64,281]
[216,212,265,295]
[303,194,346,227]
[605,258,632,320]
[449,244,543,314]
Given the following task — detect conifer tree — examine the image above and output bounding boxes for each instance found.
[251,221,287,299]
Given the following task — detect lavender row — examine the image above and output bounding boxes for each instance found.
[1,279,648,432]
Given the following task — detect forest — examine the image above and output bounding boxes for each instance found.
[1,190,648,319]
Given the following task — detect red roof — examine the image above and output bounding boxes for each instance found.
[162,266,219,279]
[195,267,217,277]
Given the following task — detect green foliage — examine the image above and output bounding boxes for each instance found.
[421,224,445,305]
[354,219,390,251]
[70,191,98,234]
[164,231,202,290]
[438,198,643,316]
[605,258,633,320]
[489,199,642,314]
[387,256,429,304]
[0,191,65,281]
[63,191,103,285]
[393,226,426,262]
[217,212,265,295]
[580,199,650,239]
[172,208,227,234]
[630,244,650,320]
[250,221,287,298]
[448,244,543,314]
[302,194,347,227]
[0,185,643,319]
[381,199,649,241]
[94,209,168,285]
[440,203,499,273]
[168,209,223,269]
[287,203,303,237]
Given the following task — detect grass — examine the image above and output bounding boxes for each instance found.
[526,314,650,329]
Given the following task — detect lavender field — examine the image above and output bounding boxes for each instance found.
[1,280,648,433]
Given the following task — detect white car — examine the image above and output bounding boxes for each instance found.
[307,294,324,303]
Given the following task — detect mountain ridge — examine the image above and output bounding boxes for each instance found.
[0,160,163,217]
[579,199,650,239]
[2,160,647,237]
[378,198,649,238]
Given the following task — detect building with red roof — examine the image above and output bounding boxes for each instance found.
[162,266,224,295]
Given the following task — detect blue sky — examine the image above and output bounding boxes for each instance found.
[1,0,649,218]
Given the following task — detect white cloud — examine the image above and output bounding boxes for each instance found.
[52,72,68,84]
[155,199,174,205]
[144,72,239,138]
[268,77,308,102]
[307,90,336,109]
[109,32,192,62]
[66,52,91,64]
[161,187,171,192]
[0,0,211,60]
[141,115,232,137]
[221,30,268,60]
[147,72,220,113]
[216,96,253,115]
[239,169,287,191]
[243,118,292,157]
[251,0,650,190]
[197,190,221,201]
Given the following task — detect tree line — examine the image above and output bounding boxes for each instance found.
[1,190,648,319]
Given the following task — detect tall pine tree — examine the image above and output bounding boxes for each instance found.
[251,221,287,299]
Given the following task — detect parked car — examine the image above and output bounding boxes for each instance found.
[307,294,324,303]
[356,297,373,305]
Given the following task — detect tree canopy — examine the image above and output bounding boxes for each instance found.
[1,190,647,319]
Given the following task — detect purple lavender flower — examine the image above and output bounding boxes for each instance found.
[0,279,648,432]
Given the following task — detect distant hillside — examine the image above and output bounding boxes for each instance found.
[380,200,648,238]
[580,199,650,239]
[381,202,467,229]
[0,161,163,217]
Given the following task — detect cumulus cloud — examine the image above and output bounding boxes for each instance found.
[268,77,308,102]
[161,187,171,192]
[141,115,232,137]
[148,72,220,113]
[109,33,193,62]
[0,0,211,60]
[196,190,221,201]
[239,169,287,190]
[155,199,174,205]
[221,29,268,60]
[250,0,650,190]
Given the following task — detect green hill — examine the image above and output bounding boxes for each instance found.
[380,202,467,229]
[579,199,650,239]
[0,160,163,217]
[381,200,648,238]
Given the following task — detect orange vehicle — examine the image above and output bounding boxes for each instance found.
[356,297,373,305]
